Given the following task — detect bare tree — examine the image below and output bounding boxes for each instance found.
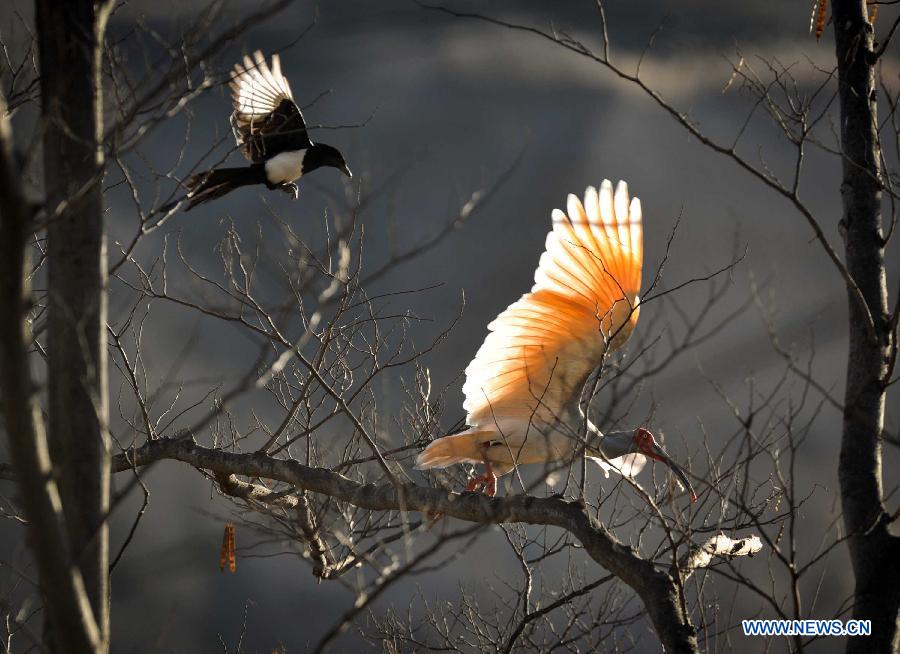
[831,3,898,652]
[1,73,103,654]
[38,1,114,648]
[421,0,900,651]
[4,1,896,653]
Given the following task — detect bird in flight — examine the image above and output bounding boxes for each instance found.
[160,50,351,212]
[416,180,695,501]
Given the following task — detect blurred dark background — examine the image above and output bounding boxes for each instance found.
[2,1,898,651]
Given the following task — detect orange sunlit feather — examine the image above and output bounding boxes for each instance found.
[462,181,643,427]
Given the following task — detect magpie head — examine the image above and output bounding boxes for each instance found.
[305,143,352,179]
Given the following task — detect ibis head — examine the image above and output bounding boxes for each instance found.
[630,427,697,502]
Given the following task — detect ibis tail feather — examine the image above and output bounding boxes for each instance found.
[415,430,491,470]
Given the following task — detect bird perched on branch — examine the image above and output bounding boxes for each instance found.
[416,180,695,501]
[160,50,351,212]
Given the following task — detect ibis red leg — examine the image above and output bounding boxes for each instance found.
[464,452,497,497]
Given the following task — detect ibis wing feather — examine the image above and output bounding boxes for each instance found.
[462,180,643,428]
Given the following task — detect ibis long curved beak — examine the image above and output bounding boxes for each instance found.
[650,443,697,503]
[341,163,353,179]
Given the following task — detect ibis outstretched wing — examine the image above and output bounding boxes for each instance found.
[462,180,643,428]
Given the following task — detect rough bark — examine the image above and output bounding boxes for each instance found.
[37,0,111,648]
[832,2,900,651]
[0,92,102,653]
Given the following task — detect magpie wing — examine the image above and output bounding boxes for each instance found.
[462,180,643,429]
[229,50,312,162]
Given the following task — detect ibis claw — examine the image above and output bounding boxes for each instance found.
[464,460,497,497]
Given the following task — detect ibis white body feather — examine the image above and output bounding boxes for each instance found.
[417,412,646,479]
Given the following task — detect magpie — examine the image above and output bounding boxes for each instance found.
[160,51,351,212]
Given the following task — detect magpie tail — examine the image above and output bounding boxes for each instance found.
[158,165,265,212]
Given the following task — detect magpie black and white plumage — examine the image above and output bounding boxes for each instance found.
[160,51,351,212]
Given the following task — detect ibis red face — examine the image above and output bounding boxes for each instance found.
[633,427,697,502]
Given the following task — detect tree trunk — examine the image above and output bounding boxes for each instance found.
[37,0,111,649]
[0,93,102,654]
[831,1,900,652]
